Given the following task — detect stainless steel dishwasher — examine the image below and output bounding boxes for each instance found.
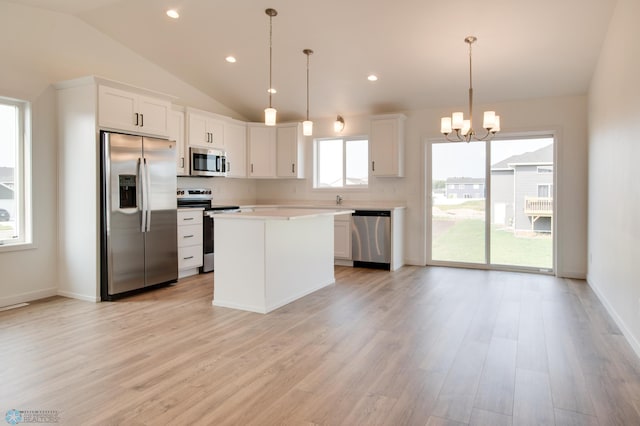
[351,210,391,270]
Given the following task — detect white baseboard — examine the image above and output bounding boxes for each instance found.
[587,273,640,359]
[558,270,587,279]
[0,287,57,308]
[57,290,99,303]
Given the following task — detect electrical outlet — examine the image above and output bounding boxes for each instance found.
[589,252,593,264]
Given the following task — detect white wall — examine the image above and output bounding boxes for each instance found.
[588,0,640,355]
[257,95,589,277]
[0,1,256,306]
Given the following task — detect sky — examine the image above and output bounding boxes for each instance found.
[432,137,553,181]
[0,104,17,168]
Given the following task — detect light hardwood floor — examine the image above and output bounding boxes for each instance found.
[2,266,640,425]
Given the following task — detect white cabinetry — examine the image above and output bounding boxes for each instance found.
[98,84,171,137]
[247,124,276,178]
[178,209,203,278]
[223,119,247,178]
[276,123,305,178]
[55,76,175,302]
[169,107,186,175]
[187,110,225,148]
[370,114,406,177]
[334,213,352,260]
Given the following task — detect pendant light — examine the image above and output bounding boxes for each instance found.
[334,115,345,133]
[440,36,501,142]
[264,8,277,126]
[302,49,314,136]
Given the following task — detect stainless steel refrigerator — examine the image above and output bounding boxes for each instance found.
[100,131,178,300]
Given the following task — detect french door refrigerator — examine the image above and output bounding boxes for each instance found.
[100,131,178,300]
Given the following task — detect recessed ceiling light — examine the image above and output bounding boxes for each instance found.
[225,56,237,63]
[367,74,378,82]
[166,9,179,19]
[268,88,277,94]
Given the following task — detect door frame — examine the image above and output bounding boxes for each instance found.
[423,130,559,274]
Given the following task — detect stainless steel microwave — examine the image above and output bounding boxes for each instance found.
[190,147,227,177]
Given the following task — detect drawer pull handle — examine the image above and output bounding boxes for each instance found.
[184,235,194,238]
[183,217,194,221]
[183,256,194,260]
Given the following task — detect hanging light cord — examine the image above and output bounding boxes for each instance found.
[268,12,273,109]
[306,53,310,120]
[467,38,474,134]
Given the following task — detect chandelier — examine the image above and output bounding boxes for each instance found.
[440,36,500,142]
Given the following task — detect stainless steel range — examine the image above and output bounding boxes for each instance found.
[177,188,239,273]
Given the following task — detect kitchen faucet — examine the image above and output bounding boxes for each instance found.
[336,195,343,205]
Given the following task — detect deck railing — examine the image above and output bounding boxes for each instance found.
[524,197,553,215]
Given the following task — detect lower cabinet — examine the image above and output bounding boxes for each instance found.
[178,209,203,278]
[334,214,352,260]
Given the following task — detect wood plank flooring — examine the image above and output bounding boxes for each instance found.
[2,266,640,425]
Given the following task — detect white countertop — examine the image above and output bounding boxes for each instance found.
[239,203,405,211]
[213,208,354,221]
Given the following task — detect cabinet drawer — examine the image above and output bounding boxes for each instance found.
[178,224,203,247]
[178,245,202,269]
[178,210,203,225]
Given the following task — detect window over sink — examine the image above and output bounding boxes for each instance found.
[0,96,31,249]
[314,137,368,188]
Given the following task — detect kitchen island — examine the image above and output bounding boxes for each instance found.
[212,208,353,313]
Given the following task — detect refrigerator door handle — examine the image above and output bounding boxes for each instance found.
[144,158,152,232]
[139,158,147,232]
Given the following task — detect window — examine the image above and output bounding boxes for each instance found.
[537,166,553,174]
[0,96,31,247]
[314,137,368,188]
[538,184,553,198]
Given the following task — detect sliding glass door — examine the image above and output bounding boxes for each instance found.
[489,138,554,270]
[430,136,554,272]
[431,141,486,264]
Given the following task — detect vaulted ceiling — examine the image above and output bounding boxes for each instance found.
[8,0,618,122]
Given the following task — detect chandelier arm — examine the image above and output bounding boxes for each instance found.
[444,131,463,143]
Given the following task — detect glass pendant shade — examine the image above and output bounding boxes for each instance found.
[265,107,277,126]
[302,120,313,136]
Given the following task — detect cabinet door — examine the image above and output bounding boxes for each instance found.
[334,216,352,259]
[169,110,186,175]
[98,85,138,133]
[207,119,225,148]
[188,113,209,147]
[370,116,404,177]
[98,85,170,137]
[137,95,170,137]
[248,125,276,177]
[224,121,247,178]
[276,125,298,177]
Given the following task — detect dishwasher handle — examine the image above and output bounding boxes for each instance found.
[352,210,391,217]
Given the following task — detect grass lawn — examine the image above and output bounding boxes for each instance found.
[432,219,552,269]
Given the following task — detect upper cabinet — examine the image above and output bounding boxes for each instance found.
[223,119,247,178]
[187,110,225,148]
[247,124,276,178]
[276,123,305,178]
[370,113,406,177]
[169,107,186,175]
[98,84,171,138]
